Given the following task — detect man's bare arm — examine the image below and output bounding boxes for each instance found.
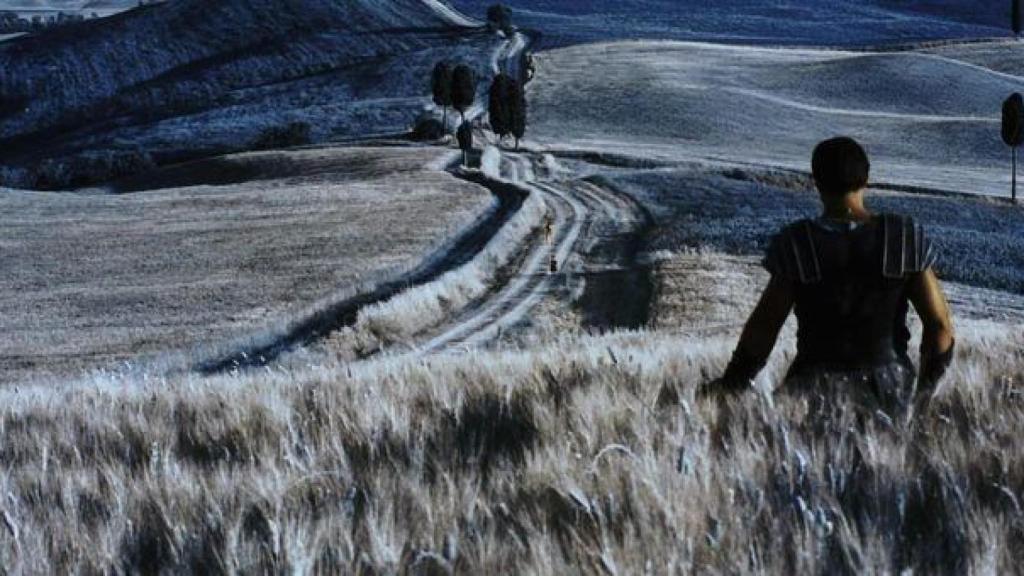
[700,276,795,396]
[907,269,955,390]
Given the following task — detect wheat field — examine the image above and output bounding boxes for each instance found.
[0,147,493,385]
[2,275,1022,573]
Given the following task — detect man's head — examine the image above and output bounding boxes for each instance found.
[812,137,870,197]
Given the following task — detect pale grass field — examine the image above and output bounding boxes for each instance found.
[2,242,1023,573]
[5,35,1024,570]
[0,147,493,384]
[527,41,1022,197]
[317,178,546,361]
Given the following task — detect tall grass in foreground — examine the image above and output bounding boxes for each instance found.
[1,320,1022,573]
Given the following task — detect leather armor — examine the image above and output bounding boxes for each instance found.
[765,214,936,377]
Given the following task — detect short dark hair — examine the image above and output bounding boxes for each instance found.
[812,137,870,196]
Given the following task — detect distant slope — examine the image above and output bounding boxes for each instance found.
[451,0,1010,49]
[3,0,139,14]
[529,41,1024,198]
[0,0,492,188]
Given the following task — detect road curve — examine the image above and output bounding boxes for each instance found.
[417,156,586,352]
[197,30,530,375]
[413,152,653,354]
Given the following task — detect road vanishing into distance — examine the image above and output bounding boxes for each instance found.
[197,29,653,373]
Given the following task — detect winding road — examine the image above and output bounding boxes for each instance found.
[417,152,653,354]
[197,27,654,372]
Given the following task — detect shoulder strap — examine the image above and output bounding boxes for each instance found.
[784,220,822,284]
[882,214,929,278]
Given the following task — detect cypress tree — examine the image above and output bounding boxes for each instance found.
[510,81,527,149]
[451,65,477,122]
[1003,92,1024,202]
[1015,0,1022,36]
[486,4,512,34]
[457,121,474,165]
[489,73,516,145]
[431,61,454,129]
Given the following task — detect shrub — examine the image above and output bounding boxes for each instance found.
[250,122,312,151]
[410,115,446,141]
[0,165,32,189]
[30,149,156,190]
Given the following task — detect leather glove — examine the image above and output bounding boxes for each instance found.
[912,339,954,421]
[697,348,765,399]
[920,339,955,391]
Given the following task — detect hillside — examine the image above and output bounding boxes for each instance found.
[451,0,1010,49]
[528,41,1024,198]
[0,146,495,384]
[0,0,494,188]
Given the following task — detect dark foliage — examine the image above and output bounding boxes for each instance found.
[486,4,513,34]
[1015,0,1022,35]
[451,64,477,119]
[457,121,474,152]
[250,122,312,151]
[0,0,486,181]
[510,80,527,148]
[30,149,156,190]
[457,121,474,166]
[431,61,454,128]
[0,10,92,34]
[411,116,446,141]
[488,73,516,141]
[1003,93,1024,147]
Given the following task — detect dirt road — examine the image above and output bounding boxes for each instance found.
[416,152,653,353]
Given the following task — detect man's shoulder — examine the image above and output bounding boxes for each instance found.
[765,218,821,283]
[878,212,918,228]
[878,213,935,278]
[772,218,816,242]
[774,217,811,234]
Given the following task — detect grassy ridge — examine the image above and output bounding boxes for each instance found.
[1,321,1021,572]
[0,0,495,188]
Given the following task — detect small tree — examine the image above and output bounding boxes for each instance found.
[451,65,477,122]
[510,81,527,149]
[1002,92,1024,202]
[486,4,512,34]
[489,73,516,145]
[457,121,474,166]
[431,61,454,130]
[1015,0,1022,37]
[522,51,536,81]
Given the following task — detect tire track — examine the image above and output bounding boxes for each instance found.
[414,154,657,353]
[417,162,587,352]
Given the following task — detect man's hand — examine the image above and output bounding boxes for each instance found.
[698,348,764,400]
[696,276,792,401]
[697,375,752,400]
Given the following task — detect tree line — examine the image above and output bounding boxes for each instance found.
[0,11,97,34]
[428,60,528,159]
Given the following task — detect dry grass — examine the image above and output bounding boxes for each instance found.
[318,177,546,360]
[528,41,1016,197]
[0,147,493,384]
[1,313,1022,573]
[5,153,1022,573]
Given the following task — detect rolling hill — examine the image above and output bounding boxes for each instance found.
[451,0,1011,49]
[0,0,493,188]
[528,40,1024,198]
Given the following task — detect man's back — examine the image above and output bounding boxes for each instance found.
[701,137,954,418]
[764,214,936,376]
